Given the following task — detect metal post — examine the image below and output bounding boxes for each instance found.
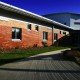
[52,26,54,45]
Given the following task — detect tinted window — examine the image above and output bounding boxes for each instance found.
[35,25,39,31]
[12,27,22,40]
[54,33,58,40]
[27,24,31,30]
[43,32,48,40]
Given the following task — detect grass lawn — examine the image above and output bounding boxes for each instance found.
[0,46,68,65]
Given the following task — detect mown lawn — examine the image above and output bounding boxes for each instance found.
[0,46,68,65]
[0,46,68,59]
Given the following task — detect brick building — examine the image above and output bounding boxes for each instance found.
[0,2,71,49]
[44,13,80,46]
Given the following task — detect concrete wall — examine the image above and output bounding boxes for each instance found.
[70,14,80,30]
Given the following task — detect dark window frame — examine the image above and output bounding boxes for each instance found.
[60,31,61,34]
[74,22,80,25]
[27,24,31,30]
[35,25,39,31]
[12,27,22,40]
[54,33,58,40]
[43,31,48,40]
[63,32,66,35]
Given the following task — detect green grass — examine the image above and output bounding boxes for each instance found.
[0,46,68,59]
[0,46,68,65]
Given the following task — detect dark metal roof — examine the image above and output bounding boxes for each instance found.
[43,12,80,16]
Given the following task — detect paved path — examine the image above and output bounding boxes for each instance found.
[0,49,80,80]
[30,48,70,57]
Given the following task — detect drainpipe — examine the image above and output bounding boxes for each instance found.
[52,26,54,45]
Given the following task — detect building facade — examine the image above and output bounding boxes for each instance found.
[44,12,80,30]
[0,2,70,50]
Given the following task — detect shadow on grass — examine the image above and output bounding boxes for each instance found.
[26,51,76,62]
[0,49,77,66]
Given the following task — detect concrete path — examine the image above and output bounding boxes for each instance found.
[30,48,71,57]
[0,49,80,80]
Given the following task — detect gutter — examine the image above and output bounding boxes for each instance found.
[0,1,73,30]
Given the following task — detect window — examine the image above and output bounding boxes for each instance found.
[12,27,22,40]
[74,22,80,25]
[35,25,39,31]
[43,32,48,40]
[54,33,58,40]
[63,32,66,35]
[27,24,31,30]
[60,31,61,34]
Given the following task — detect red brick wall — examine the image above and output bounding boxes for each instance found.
[0,24,52,49]
[0,25,68,50]
[0,17,69,50]
[0,25,12,49]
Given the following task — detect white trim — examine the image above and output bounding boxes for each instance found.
[35,30,39,32]
[0,16,27,23]
[0,16,40,26]
[0,16,9,21]
[42,39,47,42]
[27,29,31,31]
[12,39,21,42]
[0,16,52,30]
[40,25,52,29]
[0,1,73,30]
[54,40,56,42]
[47,27,52,30]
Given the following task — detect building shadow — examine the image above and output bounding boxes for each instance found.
[19,50,76,62]
[0,50,79,75]
[53,35,73,47]
[0,67,80,73]
[27,53,62,60]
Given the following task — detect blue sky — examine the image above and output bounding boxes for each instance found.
[0,0,80,15]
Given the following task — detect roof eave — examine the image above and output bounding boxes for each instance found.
[0,1,73,30]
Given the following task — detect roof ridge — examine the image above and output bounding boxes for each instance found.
[43,12,80,16]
